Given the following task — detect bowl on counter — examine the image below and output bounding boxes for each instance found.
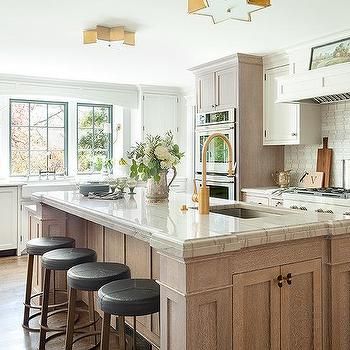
[79,183,110,197]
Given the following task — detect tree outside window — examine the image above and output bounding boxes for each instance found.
[10,99,68,176]
[77,104,113,173]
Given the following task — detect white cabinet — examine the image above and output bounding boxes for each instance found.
[264,65,321,145]
[242,187,283,207]
[0,187,18,251]
[142,93,178,138]
[197,66,237,113]
[197,73,215,113]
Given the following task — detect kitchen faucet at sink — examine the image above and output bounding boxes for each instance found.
[194,132,235,214]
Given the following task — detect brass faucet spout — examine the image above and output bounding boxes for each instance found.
[198,133,235,214]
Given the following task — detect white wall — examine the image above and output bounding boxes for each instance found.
[0,74,190,181]
[285,101,350,187]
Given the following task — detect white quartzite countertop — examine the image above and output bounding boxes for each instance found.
[32,189,350,259]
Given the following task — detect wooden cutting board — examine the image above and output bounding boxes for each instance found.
[316,137,332,188]
[300,172,324,188]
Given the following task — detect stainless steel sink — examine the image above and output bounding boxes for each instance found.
[210,207,284,219]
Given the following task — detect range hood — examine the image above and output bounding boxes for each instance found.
[276,62,350,104]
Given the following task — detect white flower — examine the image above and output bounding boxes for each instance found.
[160,161,169,169]
[154,145,171,160]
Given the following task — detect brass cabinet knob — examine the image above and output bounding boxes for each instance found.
[180,204,188,212]
[285,273,292,285]
[277,275,283,288]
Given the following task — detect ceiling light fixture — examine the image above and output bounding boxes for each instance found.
[83,25,135,47]
[188,0,270,24]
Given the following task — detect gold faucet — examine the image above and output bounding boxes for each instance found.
[194,133,235,215]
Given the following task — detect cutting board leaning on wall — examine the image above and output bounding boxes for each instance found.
[317,137,332,188]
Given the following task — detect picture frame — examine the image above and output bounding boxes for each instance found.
[309,37,350,70]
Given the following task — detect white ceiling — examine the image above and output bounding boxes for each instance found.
[0,0,349,89]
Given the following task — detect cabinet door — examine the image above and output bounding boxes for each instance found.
[232,267,281,350]
[264,65,299,145]
[197,73,215,113]
[0,187,18,251]
[281,259,322,350]
[143,93,178,138]
[216,67,237,110]
[242,194,269,206]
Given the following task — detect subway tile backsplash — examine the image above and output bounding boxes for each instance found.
[284,101,350,187]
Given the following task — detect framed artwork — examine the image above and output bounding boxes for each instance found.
[309,37,350,70]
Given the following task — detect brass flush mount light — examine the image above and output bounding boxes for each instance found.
[83,26,135,47]
[188,0,270,24]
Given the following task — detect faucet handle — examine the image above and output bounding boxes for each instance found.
[192,180,198,203]
[227,162,237,177]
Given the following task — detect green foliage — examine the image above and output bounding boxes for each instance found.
[128,131,184,182]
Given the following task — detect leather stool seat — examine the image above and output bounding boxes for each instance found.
[42,248,97,271]
[67,262,131,291]
[98,279,160,317]
[26,237,75,256]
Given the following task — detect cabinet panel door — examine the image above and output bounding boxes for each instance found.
[281,259,322,350]
[216,67,237,110]
[264,65,299,144]
[232,267,281,350]
[0,187,18,251]
[331,263,350,349]
[143,94,178,138]
[197,73,215,113]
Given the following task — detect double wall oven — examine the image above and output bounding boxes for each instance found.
[195,110,236,200]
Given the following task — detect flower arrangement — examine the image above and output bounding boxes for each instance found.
[128,131,184,182]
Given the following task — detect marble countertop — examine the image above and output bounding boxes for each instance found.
[32,189,350,259]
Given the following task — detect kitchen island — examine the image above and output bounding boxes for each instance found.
[31,189,350,349]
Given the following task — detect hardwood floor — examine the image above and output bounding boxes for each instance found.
[0,256,152,350]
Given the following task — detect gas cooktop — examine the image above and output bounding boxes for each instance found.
[287,187,350,199]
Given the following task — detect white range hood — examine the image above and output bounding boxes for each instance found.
[276,62,350,104]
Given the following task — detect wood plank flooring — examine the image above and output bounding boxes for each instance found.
[0,256,152,350]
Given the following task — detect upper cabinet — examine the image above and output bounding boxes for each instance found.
[191,54,284,195]
[196,66,237,113]
[142,93,178,138]
[263,65,321,146]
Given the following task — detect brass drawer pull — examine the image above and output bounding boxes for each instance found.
[277,274,283,288]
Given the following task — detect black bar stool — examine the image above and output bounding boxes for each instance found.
[98,279,160,350]
[23,237,75,332]
[39,247,97,349]
[65,262,131,350]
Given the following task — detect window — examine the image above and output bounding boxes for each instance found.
[77,103,113,173]
[10,99,68,176]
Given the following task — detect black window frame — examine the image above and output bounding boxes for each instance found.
[76,103,113,174]
[9,98,68,177]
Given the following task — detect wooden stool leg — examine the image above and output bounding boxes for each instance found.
[64,287,77,350]
[118,316,126,350]
[88,291,97,345]
[22,254,34,328]
[133,316,137,350]
[39,268,51,350]
[101,312,111,350]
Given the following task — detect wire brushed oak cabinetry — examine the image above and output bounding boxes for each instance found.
[191,54,284,199]
[232,259,322,349]
[29,200,350,349]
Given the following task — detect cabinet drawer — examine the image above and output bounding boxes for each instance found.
[270,198,284,207]
[243,194,269,206]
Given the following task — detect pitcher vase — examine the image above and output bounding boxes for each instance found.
[146,169,177,203]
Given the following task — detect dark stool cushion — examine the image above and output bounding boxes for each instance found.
[26,237,75,256]
[42,248,97,271]
[98,279,160,317]
[67,262,131,291]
